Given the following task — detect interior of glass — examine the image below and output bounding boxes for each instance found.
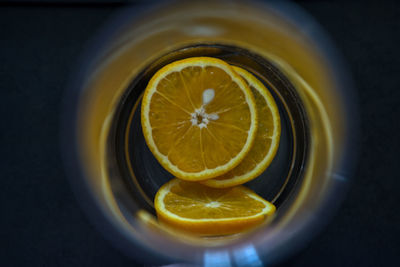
[72,1,351,265]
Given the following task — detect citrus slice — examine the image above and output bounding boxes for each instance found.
[154,178,276,236]
[141,57,258,181]
[202,66,281,188]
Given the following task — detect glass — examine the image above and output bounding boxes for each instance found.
[62,0,357,265]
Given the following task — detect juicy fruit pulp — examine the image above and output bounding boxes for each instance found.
[202,66,281,188]
[140,57,279,236]
[141,57,258,181]
[154,178,276,236]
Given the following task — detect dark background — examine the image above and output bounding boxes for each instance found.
[1,0,399,266]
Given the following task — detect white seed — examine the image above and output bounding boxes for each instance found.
[208,113,219,120]
[190,117,198,125]
[198,122,207,129]
[202,89,215,105]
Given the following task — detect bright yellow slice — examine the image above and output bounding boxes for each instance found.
[141,57,258,181]
[154,178,276,236]
[202,66,281,188]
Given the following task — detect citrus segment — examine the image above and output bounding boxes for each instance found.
[202,66,281,188]
[141,57,258,181]
[154,178,276,236]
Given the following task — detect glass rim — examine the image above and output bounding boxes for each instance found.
[60,0,359,265]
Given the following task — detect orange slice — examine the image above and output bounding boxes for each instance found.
[154,178,276,236]
[202,66,281,188]
[141,57,258,181]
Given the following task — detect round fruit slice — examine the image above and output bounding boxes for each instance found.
[154,178,276,236]
[141,57,258,181]
[202,66,281,188]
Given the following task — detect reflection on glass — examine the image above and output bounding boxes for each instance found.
[62,0,357,265]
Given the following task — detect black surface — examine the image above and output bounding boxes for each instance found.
[1,1,399,266]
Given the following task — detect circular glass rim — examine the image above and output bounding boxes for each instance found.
[61,0,358,265]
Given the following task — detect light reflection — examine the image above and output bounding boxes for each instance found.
[204,249,231,267]
[232,244,263,267]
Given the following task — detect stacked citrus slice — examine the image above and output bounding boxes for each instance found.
[154,178,275,236]
[141,57,258,181]
[141,57,281,235]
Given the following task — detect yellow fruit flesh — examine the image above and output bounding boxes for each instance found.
[142,58,257,180]
[164,182,266,219]
[202,66,280,187]
[155,179,275,236]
